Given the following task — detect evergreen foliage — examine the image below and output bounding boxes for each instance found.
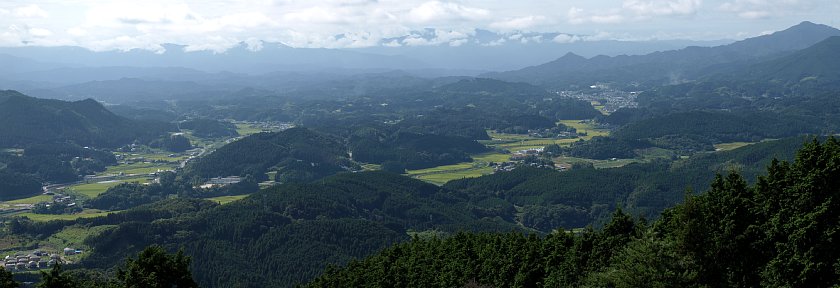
[308,137,840,287]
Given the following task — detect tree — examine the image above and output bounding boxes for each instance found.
[37,263,78,288]
[0,267,18,288]
[117,246,198,288]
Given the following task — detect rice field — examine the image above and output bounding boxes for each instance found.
[406,152,509,185]
[68,177,149,199]
[104,161,175,175]
[15,209,113,222]
[205,194,250,205]
[2,194,52,205]
[714,141,757,151]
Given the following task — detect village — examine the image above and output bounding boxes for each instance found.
[2,248,79,271]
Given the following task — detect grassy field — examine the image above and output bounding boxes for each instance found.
[553,156,640,169]
[361,163,381,171]
[558,120,610,140]
[105,161,175,175]
[42,224,117,263]
[413,167,493,185]
[405,119,618,185]
[714,141,757,151]
[235,123,265,136]
[406,152,508,185]
[16,209,113,222]
[45,224,116,250]
[3,194,52,205]
[68,177,149,199]
[206,194,250,205]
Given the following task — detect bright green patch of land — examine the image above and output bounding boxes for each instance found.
[206,195,250,205]
[68,177,149,199]
[3,194,52,205]
[553,156,640,169]
[714,141,757,151]
[42,224,117,262]
[105,161,175,175]
[361,164,381,171]
[407,152,508,185]
[414,168,493,185]
[235,123,264,136]
[558,120,610,139]
[408,120,613,185]
[16,209,113,222]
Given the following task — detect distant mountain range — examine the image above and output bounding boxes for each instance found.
[1,22,837,104]
[485,21,840,89]
[0,29,729,76]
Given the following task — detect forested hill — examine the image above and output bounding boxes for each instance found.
[182,127,352,182]
[0,90,173,148]
[485,21,840,89]
[306,138,840,288]
[8,172,525,287]
[739,36,840,88]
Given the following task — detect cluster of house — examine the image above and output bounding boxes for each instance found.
[510,148,544,160]
[198,176,242,189]
[1,250,64,271]
[489,148,560,172]
[35,193,78,210]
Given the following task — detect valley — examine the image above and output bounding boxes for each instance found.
[1,18,840,288]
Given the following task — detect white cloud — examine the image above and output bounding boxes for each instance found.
[568,0,700,25]
[28,27,51,37]
[13,4,48,18]
[407,1,490,24]
[623,0,702,17]
[718,0,818,19]
[553,33,582,43]
[489,15,546,30]
[449,38,468,46]
[0,0,834,51]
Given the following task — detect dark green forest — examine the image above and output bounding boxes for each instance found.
[307,138,840,288]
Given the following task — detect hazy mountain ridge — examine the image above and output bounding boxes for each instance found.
[485,21,840,89]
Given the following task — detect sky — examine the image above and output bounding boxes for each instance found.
[0,0,837,53]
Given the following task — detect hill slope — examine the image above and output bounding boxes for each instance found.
[0,90,173,148]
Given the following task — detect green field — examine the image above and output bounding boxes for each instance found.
[361,164,381,171]
[42,224,117,262]
[405,119,617,185]
[68,177,149,199]
[714,141,757,151]
[407,153,508,185]
[553,156,640,169]
[16,209,113,222]
[558,120,610,139]
[206,195,250,205]
[105,161,175,175]
[2,194,52,205]
[235,123,265,136]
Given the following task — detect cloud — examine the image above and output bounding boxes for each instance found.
[552,33,582,43]
[717,0,808,19]
[568,7,625,25]
[568,0,701,25]
[623,0,701,17]
[13,4,48,18]
[407,1,490,24]
[489,15,546,30]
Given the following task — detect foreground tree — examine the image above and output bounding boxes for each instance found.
[37,264,78,288]
[0,267,18,288]
[117,245,198,288]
